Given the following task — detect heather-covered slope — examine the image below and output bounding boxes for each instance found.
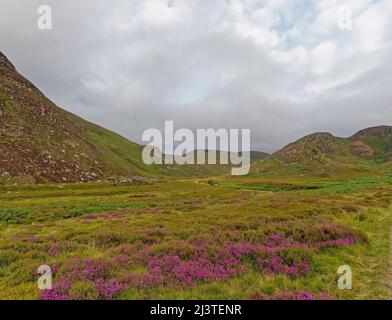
[2,51,389,182]
[271,132,350,165]
[269,126,392,166]
[251,126,392,177]
[350,126,392,162]
[0,52,149,183]
[0,52,268,183]
[1,173,391,299]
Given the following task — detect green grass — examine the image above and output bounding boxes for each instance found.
[0,169,391,300]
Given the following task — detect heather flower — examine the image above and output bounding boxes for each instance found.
[265,233,285,247]
[132,242,258,288]
[41,258,115,300]
[40,233,358,299]
[261,254,310,279]
[48,244,61,256]
[314,236,357,249]
[112,254,131,268]
[94,278,125,299]
[41,277,72,300]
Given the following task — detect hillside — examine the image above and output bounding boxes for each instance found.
[249,126,392,178]
[268,127,392,166]
[0,52,154,183]
[0,52,269,183]
[271,132,350,165]
[2,51,389,183]
[350,126,392,162]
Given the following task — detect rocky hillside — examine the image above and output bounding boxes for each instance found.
[0,52,160,183]
[350,126,392,162]
[0,52,269,183]
[2,51,388,182]
[270,126,392,165]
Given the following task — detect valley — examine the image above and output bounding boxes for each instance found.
[0,169,391,299]
[1,52,392,300]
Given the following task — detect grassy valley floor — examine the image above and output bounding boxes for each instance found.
[0,172,391,300]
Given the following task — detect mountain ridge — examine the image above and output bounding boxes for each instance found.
[1,52,390,182]
[0,52,268,183]
[268,125,392,166]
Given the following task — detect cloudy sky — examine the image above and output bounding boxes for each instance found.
[1,0,392,152]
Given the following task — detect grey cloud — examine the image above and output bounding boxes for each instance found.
[1,0,392,153]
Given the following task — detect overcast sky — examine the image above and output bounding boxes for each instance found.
[1,0,391,152]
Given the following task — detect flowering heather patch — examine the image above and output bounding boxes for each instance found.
[112,254,132,269]
[129,246,247,288]
[263,233,310,251]
[37,229,362,299]
[41,258,125,300]
[314,236,358,250]
[94,278,126,300]
[41,277,72,300]
[109,212,126,219]
[63,258,112,281]
[249,232,364,278]
[255,253,310,279]
[40,232,362,298]
[48,244,61,256]
[128,241,314,288]
[2,178,387,300]
[85,214,98,219]
[264,233,285,247]
[263,232,363,251]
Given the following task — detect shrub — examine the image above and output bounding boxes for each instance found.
[69,281,99,300]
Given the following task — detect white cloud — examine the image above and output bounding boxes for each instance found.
[0,0,391,152]
[309,41,336,75]
[354,0,392,52]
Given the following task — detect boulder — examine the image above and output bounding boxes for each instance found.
[1,172,11,179]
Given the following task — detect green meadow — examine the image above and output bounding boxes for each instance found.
[0,170,391,300]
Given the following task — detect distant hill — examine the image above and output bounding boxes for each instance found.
[350,126,392,162]
[271,132,349,165]
[251,126,392,176]
[0,52,268,183]
[270,126,392,165]
[249,151,270,162]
